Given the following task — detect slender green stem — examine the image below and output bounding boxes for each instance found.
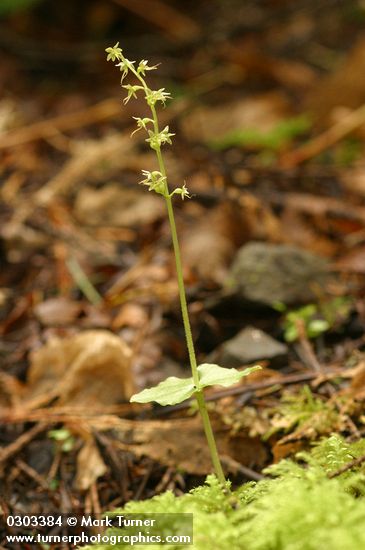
[165,195,199,385]
[195,391,226,484]
[147,101,200,385]
[129,59,226,483]
[66,256,103,306]
[165,194,225,484]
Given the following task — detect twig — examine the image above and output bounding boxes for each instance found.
[47,450,61,483]
[154,467,174,493]
[111,0,200,41]
[93,431,129,500]
[264,191,365,225]
[15,458,52,492]
[328,453,365,478]
[0,423,46,465]
[133,461,154,500]
[1,403,138,424]
[281,103,365,167]
[0,98,122,150]
[220,455,265,481]
[294,319,323,373]
[90,482,102,526]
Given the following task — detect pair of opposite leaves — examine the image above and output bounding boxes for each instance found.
[131,364,260,406]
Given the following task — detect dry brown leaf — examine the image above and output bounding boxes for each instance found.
[272,440,304,462]
[336,248,365,273]
[0,99,21,133]
[306,37,365,127]
[342,166,365,197]
[343,361,365,399]
[80,304,112,329]
[75,439,108,491]
[113,0,200,42]
[181,230,234,284]
[74,184,165,227]
[26,330,133,406]
[350,370,365,398]
[279,208,338,257]
[181,201,248,284]
[113,416,267,475]
[181,92,292,143]
[36,134,132,207]
[112,303,149,330]
[0,372,25,408]
[1,221,49,262]
[238,194,283,243]
[220,38,316,91]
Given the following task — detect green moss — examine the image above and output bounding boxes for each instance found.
[264,385,340,440]
[85,435,365,550]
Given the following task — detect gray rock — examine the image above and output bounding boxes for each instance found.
[228,242,330,306]
[214,326,288,368]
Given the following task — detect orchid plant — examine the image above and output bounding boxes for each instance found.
[106,43,260,484]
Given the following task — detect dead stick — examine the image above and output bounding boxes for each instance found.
[0,403,139,424]
[15,458,52,492]
[295,318,323,373]
[220,455,265,481]
[111,0,199,40]
[281,103,365,167]
[0,98,122,150]
[328,453,365,478]
[0,423,46,465]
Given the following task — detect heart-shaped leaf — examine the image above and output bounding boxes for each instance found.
[197,363,261,389]
[130,376,195,406]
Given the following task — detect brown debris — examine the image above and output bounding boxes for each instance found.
[26,330,134,406]
[112,416,267,475]
[306,37,365,126]
[75,439,108,491]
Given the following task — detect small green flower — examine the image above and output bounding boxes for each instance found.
[138,59,159,75]
[170,183,191,200]
[146,88,171,106]
[116,58,136,83]
[122,84,144,104]
[105,42,123,62]
[140,170,167,195]
[160,126,174,144]
[131,117,154,136]
[116,61,129,83]
[146,126,175,150]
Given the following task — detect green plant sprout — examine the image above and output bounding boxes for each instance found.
[276,297,353,343]
[283,304,330,342]
[106,43,260,484]
[48,428,75,453]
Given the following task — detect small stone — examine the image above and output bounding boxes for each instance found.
[228,242,330,306]
[216,326,288,368]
